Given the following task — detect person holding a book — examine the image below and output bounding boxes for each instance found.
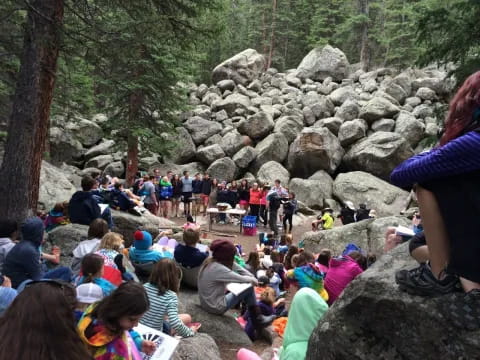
[198,239,275,329]
[141,259,199,337]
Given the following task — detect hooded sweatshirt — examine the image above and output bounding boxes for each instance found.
[324,255,363,305]
[78,304,143,360]
[157,179,173,200]
[69,191,101,226]
[3,217,44,288]
[279,288,328,360]
[129,231,172,263]
[287,263,328,301]
[0,237,15,273]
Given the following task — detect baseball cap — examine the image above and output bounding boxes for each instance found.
[76,283,104,304]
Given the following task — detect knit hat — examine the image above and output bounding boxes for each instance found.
[210,239,236,263]
[76,283,103,304]
[133,230,153,250]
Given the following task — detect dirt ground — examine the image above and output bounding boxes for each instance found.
[169,213,313,360]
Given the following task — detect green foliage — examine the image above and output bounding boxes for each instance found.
[416,0,480,82]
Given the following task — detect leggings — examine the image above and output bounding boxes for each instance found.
[249,204,260,220]
[259,205,268,226]
[283,213,293,233]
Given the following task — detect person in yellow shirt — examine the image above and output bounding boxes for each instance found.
[311,208,334,231]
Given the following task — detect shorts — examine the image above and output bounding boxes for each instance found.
[408,231,426,254]
[182,192,193,203]
[201,194,210,205]
[421,170,480,282]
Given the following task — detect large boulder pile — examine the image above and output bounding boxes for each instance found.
[306,243,480,360]
[43,45,453,211]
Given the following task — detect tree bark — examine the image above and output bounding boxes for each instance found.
[266,0,277,69]
[0,0,64,222]
[359,0,370,71]
[125,131,139,187]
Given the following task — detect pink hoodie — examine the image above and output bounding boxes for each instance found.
[324,256,363,305]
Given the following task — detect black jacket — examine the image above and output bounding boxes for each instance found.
[69,191,101,226]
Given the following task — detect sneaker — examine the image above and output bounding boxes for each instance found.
[440,289,480,331]
[396,263,459,297]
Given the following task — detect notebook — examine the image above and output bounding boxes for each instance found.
[226,282,252,296]
[133,323,180,360]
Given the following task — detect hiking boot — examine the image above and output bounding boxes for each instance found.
[440,289,480,331]
[395,263,459,297]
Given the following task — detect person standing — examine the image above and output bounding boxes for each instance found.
[181,171,193,217]
[282,192,297,234]
[249,183,262,220]
[238,180,250,211]
[158,176,173,218]
[171,174,183,218]
[141,175,158,216]
[192,173,203,217]
[259,184,270,227]
[267,190,282,237]
[201,173,213,216]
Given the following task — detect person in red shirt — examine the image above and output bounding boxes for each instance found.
[249,183,262,220]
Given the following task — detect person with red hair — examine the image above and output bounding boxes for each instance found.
[391,71,480,330]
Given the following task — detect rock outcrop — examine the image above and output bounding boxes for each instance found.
[178,289,253,346]
[301,216,410,255]
[172,333,221,360]
[306,243,480,360]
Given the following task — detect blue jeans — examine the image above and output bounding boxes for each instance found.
[225,286,256,310]
[101,207,114,229]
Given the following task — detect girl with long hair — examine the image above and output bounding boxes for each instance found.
[78,282,155,359]
[171,174,183,218]
[0,281,93,360]
[238,179,250,211]
[392,71,480,330]
[76,253,117,297]
[141,259,198,337]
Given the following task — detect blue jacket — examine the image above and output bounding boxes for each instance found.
[69,191,101,226]
[129,248,173,264]
[4,218,44,288]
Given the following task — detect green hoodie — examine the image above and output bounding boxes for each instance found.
[279,287,329,360]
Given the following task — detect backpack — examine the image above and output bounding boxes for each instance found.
[342,243,362,256]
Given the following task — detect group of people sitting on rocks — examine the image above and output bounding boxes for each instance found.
[0,207,376,360]
[0,70,480,359]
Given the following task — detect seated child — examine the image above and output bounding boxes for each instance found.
[43,202,69,232]
[245,287,283,343]
[278,234,292,254]
[324,251,365,305]
[287,251,328,301]
[311,208,334,231]
[174,229,209,268]
[75,282,104,321]
[183,215,200,231]
[270,251,285,286]
[110,182,135,211]
[129,230,172,264]
[266,267,282,297]
[141,259,199,338]
[75,253,117,297]
[244,251,260,276]
[316,249,332,274]
[256,256,273,278]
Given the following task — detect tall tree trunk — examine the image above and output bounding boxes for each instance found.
[0,0,64,223]
[125,132,139,187]
[266,0,277,69]
[359,0,370,71]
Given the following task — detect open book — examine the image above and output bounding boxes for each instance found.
[226,282,252,296]
[133,323,180,360]
[395,225,415,237]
